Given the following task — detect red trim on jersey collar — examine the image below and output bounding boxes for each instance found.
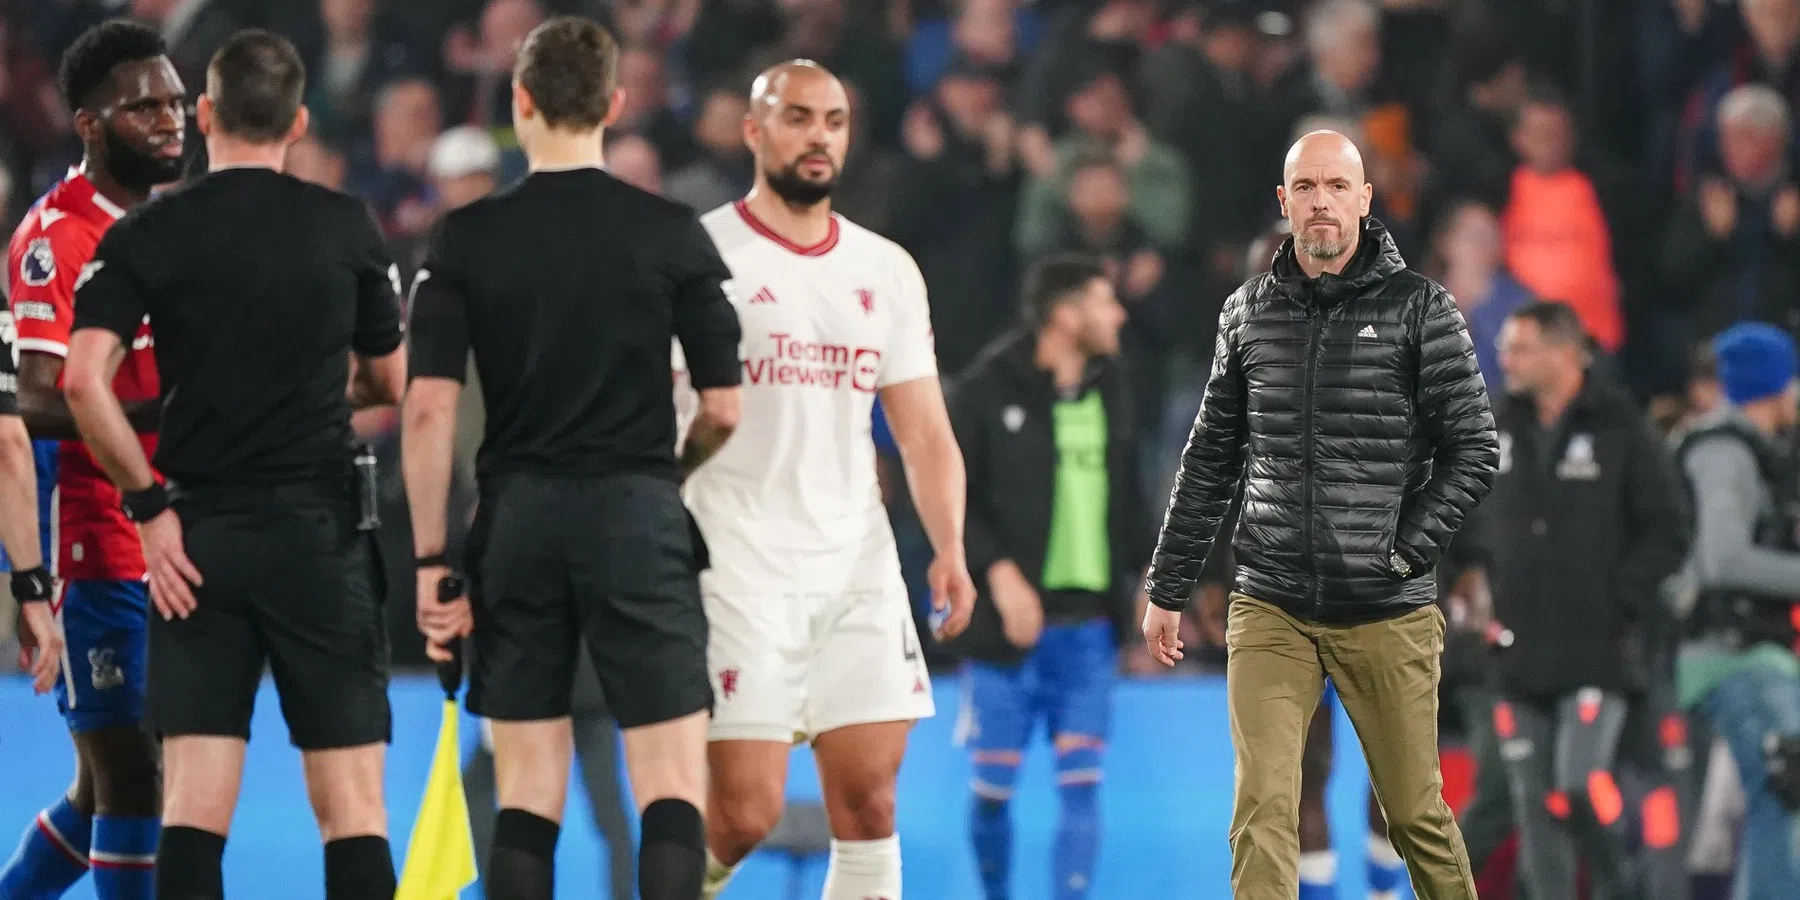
[733,199,840,257]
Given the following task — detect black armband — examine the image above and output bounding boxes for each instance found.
[10,567,53,603]
[119,482,169,523]
[415,552,449,570]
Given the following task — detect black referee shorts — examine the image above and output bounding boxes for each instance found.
[466,472,711,729]
[149,482,391,750]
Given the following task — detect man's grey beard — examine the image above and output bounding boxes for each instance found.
[1296,232,1352,260]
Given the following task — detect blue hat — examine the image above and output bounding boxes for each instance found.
[1713,323,1798,404]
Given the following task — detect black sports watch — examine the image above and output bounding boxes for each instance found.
[10,566,52,603]
[120,482,170,523]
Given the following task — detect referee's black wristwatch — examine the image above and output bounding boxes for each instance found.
[10,566,53,605]
[120,482,170,523]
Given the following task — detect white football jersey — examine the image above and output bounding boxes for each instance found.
[679,200,936,589]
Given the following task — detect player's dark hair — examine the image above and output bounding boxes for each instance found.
[1023,255,1108,328]
[58,19,169,112]
[1509,300,1589,349]
[515,16,619,130]
[205,29,306,144]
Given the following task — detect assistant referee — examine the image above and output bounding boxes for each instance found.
[401,16,742,900]
[62,30,407,900]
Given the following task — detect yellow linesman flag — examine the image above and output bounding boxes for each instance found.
[397,699,479,900]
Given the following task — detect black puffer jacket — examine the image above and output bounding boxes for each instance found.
[1145,219,1498,624]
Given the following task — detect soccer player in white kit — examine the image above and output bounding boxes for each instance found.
[679,60,977,900]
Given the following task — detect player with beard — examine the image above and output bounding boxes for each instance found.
[681,60,977,900]
[1,20,185,900]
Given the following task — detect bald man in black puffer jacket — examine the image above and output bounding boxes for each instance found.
[1140,132,1499,900]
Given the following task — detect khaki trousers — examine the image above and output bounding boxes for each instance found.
[1226,594,1477,900]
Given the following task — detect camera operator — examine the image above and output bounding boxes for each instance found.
[1670,323,1800,900]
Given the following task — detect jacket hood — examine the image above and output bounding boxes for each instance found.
[1272,216,1407,301]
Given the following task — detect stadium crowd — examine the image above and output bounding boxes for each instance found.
[0,0,1791,480]
[3,0,1800,898]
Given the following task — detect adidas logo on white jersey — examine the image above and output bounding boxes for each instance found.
[1357,324,1377,339]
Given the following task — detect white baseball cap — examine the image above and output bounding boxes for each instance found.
[428,125,501,180]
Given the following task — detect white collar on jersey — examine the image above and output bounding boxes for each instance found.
[64,167,125,220]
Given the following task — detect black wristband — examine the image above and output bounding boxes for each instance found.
[415,552,449,569]
[10,566,53,603]
[120,482,170,523]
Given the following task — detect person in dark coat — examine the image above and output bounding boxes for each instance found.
[1473,300,1689,900]
[1141,131,1498,900]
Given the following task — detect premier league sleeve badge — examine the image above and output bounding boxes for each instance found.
[21,237,56,288]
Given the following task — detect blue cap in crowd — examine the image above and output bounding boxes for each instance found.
[1713,322,1799,404]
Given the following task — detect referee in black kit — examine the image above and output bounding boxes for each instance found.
[61,30,406,900]
[401,16,741,900]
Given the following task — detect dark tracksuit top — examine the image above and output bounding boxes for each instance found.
[943,330,1153,666]
[1466,374,1690,699]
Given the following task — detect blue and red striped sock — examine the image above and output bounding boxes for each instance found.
[0,796,92,898]
[91,816,158,899]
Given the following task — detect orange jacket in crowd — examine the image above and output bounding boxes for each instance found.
[1501,166,1624,351]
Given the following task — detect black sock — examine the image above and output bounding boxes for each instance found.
[155,826,226,900]
[487,808,560,900]
[638,798,705,900]
[324,835,395,900]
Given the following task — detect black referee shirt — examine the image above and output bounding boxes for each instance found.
[407,167,741,482]
[72,168,404,487]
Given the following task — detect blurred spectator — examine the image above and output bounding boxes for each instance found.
[1426,40,1529,214]
[1672,0,1800,196]
[613,44,695,169]
[904,0,1036,97]
[1038,154,1184,499]
[297,0,428,147]
[130,0,241,88]
[378,123,503,273]
[1015,68,1190,260]
[683,0,784,91]
[789,0,908,148]
[1013,0,1157,179]
[831,80,908,236]
[347,76,441,235]
[663,83,752,212]
[1140,3,1268,289]
[1427,198,1530,393]
[702,0,906,149]
[892,58,1021,374]
[285,134,348,192]
[440,0,546,139]
[1048,157,1168,317]
[1268,0,1386,172]
[1670,322,1800,900]
[429,124,501,211]
[1501,89,1625,354]
[609,0,701,49]
[0,16,69,193]
[1663,83,1800,346]
[605,132,663,196]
